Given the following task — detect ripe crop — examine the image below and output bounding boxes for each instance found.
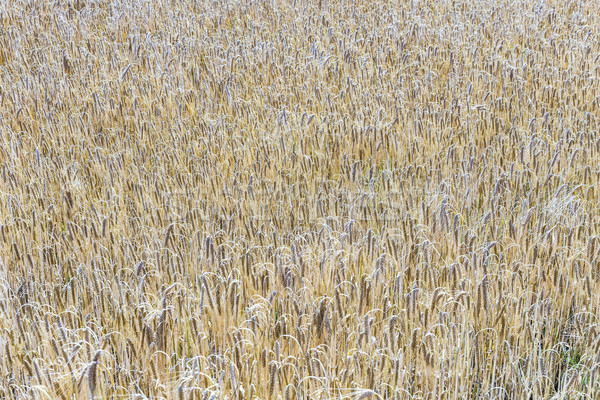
[1,0,600,398]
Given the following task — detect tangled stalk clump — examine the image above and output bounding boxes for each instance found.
[1,0,600,398]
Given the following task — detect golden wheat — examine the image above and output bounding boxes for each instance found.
[1,0,600,398]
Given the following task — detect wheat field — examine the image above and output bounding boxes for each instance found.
[1,0,600,398]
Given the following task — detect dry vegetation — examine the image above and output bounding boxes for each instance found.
[1,0,600,398]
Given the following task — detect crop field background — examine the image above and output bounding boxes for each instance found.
[1,0,600,398]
